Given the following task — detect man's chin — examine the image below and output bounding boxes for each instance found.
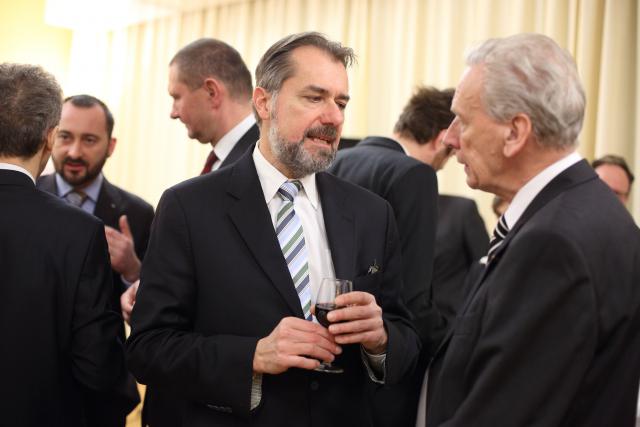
[61,172,88,187]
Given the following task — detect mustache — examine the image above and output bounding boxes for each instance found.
[304,125,338,141]
[63,158,87,167]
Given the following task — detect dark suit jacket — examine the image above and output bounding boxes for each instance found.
[433,195,488,323]
[426,160,640,426]
[0,169,126,427]
[126,147,420,427]
[142,123,260,427]
[329,136,446,427]
[37,173,154,426]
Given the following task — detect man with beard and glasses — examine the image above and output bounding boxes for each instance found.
[126,32,420,427]
[37,94,154,427]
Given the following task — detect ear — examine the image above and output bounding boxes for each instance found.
[433,129,448,149]
[503,113,532,158]
[253,87,272,122]
[45,126,57,153]
[203,78,223,108]
[107,137,117,157]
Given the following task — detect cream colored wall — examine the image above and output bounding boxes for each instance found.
[0,0,72,86]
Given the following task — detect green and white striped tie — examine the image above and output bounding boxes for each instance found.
[276,180,312,320]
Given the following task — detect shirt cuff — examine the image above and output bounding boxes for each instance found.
[361,346,386,384]
[120,274,137,288]
[250,372,262,410]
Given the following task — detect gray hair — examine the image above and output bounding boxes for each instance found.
[170,38,252,100]
[466,33,585,149]
[0,63,63,158]
[254,32,356,125]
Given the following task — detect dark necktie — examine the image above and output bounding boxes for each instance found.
[487,214,509,261]
[66,190,88,208]
[200,151,218,175]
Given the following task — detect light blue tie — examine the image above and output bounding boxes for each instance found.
[276,181,312,320]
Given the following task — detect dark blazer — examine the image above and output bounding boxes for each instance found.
[126,147,420,427]
[426,160,640,426]
[0,169,126,427]
[37,173,154,426]
[433,195,488,323]
[142,123,260,427]
[329,136,446,427]
[219,123,259,168]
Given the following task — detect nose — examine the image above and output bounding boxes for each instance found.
[442,118,461,150]
[320,101,344,127]
[170,102,179,120]
[67,139,83,158]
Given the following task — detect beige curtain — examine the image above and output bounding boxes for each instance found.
[64,0,639,228]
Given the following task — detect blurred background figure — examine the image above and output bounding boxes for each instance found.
[491,195,509,218]
[592,154,634,205]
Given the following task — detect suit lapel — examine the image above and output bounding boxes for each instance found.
[226,151,304,317]
[433,160,597,358]
[221,124,260,168]
[317,173,356,280]
[94,179,122,228]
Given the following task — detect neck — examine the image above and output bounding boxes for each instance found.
[211,100,252,147]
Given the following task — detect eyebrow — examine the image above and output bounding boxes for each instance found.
[304,85,350,102]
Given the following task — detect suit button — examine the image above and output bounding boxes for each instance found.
[310,380,319,391]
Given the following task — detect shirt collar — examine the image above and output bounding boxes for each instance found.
[504,151,582,228]
[0,162,35,184]
[252,143,319,210]
[56,172,104,202]
[214,114,256,162]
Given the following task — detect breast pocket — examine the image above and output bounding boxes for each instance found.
[352,273,381,293]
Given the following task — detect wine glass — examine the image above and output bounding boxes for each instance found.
[314,278,353,373]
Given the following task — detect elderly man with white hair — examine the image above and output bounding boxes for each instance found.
[419,33,640,427]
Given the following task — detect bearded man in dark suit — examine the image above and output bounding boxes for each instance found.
[420,33,640,427]
[126,32,420,427]
[37,94,153,427]
[0,63,126,427]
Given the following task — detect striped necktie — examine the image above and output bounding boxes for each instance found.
[66,190,87,208]
[487,214,509,261]
[276,181,312,320]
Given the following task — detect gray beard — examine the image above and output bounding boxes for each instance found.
[268,120,336,179]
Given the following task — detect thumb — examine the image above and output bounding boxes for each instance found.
[119,215,133,238]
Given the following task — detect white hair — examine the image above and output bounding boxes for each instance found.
[466,33,586,149]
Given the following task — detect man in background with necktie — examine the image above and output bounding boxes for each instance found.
[126,32,420,427]
[37,94,154,427]
[421,33,640,426]
[168,38,259,175]
[0,63,126,427]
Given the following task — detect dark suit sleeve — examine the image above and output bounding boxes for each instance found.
[71,222,126,391]
[439,229,596,426]
[462,201,489,262]
[387,164,447,355]
[126,189,258,416]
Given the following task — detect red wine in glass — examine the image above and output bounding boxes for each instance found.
[314,278,353,373]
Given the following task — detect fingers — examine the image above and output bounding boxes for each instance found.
[120,281,139,324]
[118,215,133,238]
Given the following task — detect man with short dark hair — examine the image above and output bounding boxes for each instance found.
[330,86,488,427]
[0,63,126,427]
[37,94,154,427]
[169,38,259,174]
[127,32,419,427]
[422,33,640,426]
[592,154,634,205]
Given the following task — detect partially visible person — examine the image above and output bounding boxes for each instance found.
[37,94,153,426]
[330,86,485,426]
[422,33,640,426]
[592,154,634,205]
[169,37,259,174]
[0,63,126,426]
[126,32,420,427]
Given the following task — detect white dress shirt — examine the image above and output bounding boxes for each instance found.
[211,114,256,171]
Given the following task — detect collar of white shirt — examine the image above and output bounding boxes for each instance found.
[0,162,35,184]
[213,114,257,169]
[252,142,319,210]
[504,151,582,229]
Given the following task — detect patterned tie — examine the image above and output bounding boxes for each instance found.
[200,150,218,175]
[487,214,509,261]
[66,190,87,208]
[276,181,312,320]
